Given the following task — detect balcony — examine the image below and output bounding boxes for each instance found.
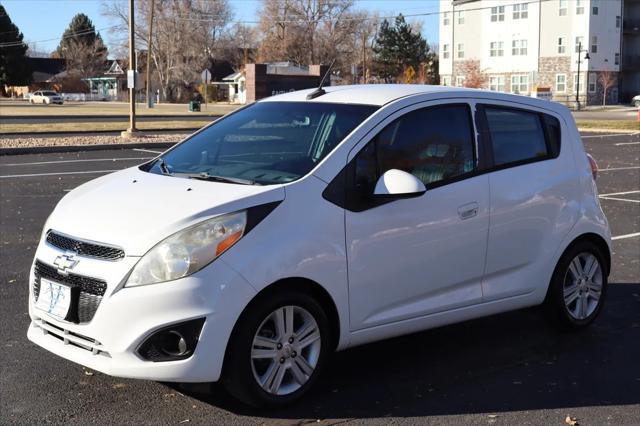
[621,55,640,71]
[623,19,640,35]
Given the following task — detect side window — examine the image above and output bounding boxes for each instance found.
[484,107,554,166]
[354,104,476,192]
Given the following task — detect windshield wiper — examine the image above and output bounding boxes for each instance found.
[174,172,256,185]
[156,158,172,175]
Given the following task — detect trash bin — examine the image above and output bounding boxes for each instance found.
[189,101,201,112]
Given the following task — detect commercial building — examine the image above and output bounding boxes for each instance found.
[439,0,640,106]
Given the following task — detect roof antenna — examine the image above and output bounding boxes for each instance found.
[306,59,336,100]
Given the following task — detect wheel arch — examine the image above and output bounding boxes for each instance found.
[224,277,342,366]
[565,232,612,276]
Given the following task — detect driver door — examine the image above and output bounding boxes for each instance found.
[344,102,490,330]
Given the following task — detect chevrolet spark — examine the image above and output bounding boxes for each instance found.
[28,85,611,407]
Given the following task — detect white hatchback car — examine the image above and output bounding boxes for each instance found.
[30,90,64,105]
[28,85,611,407]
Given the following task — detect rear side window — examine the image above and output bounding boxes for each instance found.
[354,104,476,191]
[484,107,560,167]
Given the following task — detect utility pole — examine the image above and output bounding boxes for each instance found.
[122,0,140,138]
[146,0,155,108]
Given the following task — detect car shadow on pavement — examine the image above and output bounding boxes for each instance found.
[174,282,640,419]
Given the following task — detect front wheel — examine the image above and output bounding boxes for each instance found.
[544,240,608,328]
[222,290,331,407]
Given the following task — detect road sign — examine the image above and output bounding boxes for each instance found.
[127,70,139,89]
[201,69,212,84]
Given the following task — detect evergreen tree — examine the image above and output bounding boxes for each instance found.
[55,13,107,79]
[0,5,32,88]
[373,14,428,82]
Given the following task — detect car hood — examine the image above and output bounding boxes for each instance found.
[46,167,285,256]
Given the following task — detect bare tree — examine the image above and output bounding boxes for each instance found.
[457,61,488,88]
[102,0,233,102]
[598,71,616,106]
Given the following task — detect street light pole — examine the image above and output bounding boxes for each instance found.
[146,0,155,108]
[575,42,590,111]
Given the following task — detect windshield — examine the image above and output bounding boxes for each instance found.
[43,91,58,96]
[145,102,378,185]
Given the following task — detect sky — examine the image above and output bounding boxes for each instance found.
[1,0,440,55]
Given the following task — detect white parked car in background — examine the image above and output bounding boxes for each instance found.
[30,90,64,105]
[27,85,611,407]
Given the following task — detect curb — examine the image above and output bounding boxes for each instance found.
[0,142,176,156]
[576,128,639,134]
[0,128,199,137]
[1,114,221,120]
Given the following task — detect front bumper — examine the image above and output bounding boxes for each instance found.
[27,241,256,382]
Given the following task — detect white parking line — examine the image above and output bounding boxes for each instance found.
[599,196,640,203]
[614,142,640,146]
[599,190,640,197]
[133,148,163,154]
[612,232,640,241]
[1,157,152,166]
[599,166,640,172]
[0,170,119,178]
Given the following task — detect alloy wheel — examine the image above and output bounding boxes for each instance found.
[250,305,321,396]
[563,252,603,320]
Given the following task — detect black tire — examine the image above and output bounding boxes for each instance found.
[222,289,331,408]
[544,240,608,329]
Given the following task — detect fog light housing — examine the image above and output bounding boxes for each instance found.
[137,318,205,362]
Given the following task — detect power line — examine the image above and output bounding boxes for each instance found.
[0,26,115,48]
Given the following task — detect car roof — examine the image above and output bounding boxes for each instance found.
[260,84,565,112]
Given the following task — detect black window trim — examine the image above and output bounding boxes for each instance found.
[323,102,481,211]
[475,103,562,174]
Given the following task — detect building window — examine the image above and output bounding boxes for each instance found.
[511,74,529,94]
[491,6,505,22]
[558,37,566,54]
[559,0,567,16]
[458,10,465,25]
[512,39,528,56]
[592,0,599,15]
[616,16,621,28]
[615,53,620,65]
[591,36,598,54]
[456,76,466,87]
[443,11,450,26]
[576,0,584,15]
[588,72,597,93]
[490,41,504,57]
[575,36,584,53]
[489,76,505,91]
[457,43,465,59]
[442,76,451,86]
[574,74,586,93]
[443,44,450,59]
[513,3,528,19]
[556,74,567,92]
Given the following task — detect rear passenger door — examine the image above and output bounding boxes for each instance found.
[476,103,575,301]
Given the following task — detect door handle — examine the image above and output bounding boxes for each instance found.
[458,202,479,220]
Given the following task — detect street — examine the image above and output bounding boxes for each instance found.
[0,132,639,425]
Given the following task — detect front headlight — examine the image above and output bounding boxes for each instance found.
[125,211,247,287]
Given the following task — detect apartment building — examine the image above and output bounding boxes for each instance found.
[439,0,639,105]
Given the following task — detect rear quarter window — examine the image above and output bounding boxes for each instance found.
[483,106,561,167]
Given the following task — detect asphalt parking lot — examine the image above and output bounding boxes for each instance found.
[1,132,639,425]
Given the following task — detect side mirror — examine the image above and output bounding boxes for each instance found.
[373,169,426,197]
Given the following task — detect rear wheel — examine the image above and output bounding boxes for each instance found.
[544,240,607,328]
[222,290,331,407]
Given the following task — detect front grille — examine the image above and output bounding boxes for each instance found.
[46,231,125,261]
[33,260,107,323]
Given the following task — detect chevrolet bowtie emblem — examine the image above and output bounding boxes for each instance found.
[53,253,79,275]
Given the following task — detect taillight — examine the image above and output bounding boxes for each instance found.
[586,153,598,180]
